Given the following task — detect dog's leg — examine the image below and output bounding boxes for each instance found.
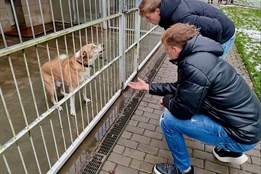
[69,87,76,116]
[70,95,76,116]
[82,85,91,103]
[50,95,63,111]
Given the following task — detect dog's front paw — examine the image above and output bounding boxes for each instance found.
[58,105,63,111]
[70,110,76,116]
[54,104,63,112]
[84,97,91,103]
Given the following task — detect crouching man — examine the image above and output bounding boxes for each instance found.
[128,23,261,174]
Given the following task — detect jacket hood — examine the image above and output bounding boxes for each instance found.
[171,35,224,64]
[160,0,181,20]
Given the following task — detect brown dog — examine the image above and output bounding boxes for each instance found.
[41,44,104,115]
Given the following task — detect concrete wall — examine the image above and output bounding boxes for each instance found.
[0,0,52,32]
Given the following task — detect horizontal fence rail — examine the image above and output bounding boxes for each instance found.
[0,0,162,173]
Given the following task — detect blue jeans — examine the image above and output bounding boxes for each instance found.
[219,33,236,60]
[160,109,256,172]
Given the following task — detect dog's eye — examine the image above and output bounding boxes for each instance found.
[82,51,87,57]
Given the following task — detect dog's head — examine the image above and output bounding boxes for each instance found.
[75,43,104,66]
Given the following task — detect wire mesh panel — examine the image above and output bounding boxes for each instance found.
[0,0,162,173]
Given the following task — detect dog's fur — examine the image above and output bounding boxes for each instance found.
[41,44,104,115]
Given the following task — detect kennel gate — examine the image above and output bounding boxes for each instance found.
[0,0,162,173]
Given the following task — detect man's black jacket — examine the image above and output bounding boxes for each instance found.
[158,0,235,44]
[149,35,261,144]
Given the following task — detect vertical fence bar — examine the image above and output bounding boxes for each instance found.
[0,22,8,48]
[25,0,35,39]
[22,50,42,173]
[54,39,68,151]
[37,0,47,35]
[9,0,22,43]
[119,0,126,88]
[62,36,74,143]
[134,9,140,72]
[2,153,12,174]
[48,0,57,32]
[35,46,52,168]
[70,32,80,135]
[45,43,60,159]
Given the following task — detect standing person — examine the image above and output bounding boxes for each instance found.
[128,23,261,174]
[139,0,236,60]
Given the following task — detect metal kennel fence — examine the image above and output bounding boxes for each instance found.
[0,0,163,173]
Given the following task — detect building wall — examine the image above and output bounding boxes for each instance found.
[0,0,11,32]
[0,0,52,32]
[20,0,52,27]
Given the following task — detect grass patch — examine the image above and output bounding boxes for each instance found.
[221,6,261,99]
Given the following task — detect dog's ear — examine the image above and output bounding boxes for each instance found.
[82,51,87,59]
[75,50,81,59]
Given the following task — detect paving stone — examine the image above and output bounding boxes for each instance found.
[251,156,261,165]
[132,114,149,123]
[193,149,216,162]
[148,103,161,110]
[115,165,139,174]
[137,105,154,113]
[148,118,159,126]
[144,153,168,164]
[118,138,138,149]
[150,138,169,150]
[102,161,116,172]
[245,149,261,158]
[131,133,151,145]
[125,124,144,135]
[190,157,204,168]
[108,152,132,167]
[144,129,162,140]
[158,148,173,161]
[137,143,159,155]
[130,159,154,173]
[143,112,161,120]
[194,167,216,174]
[121,131,132,139]
[134,109,144,116]
[241,162,261,174]
[138,122,156,131]
[205,161,229,173]
[229,168,252,174]
[113,145,125,154]
[123,147,146,161]
[129,119,138,126]
[140,101,149,107]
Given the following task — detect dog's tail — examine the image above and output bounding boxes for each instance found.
[58,54,69,60]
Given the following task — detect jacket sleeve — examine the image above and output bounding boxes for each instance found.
[149,82,178,96]
[182,15,223,43]
[162,65,210,120]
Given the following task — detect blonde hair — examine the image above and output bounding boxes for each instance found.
[139,0,161,16]
[161,23,199,48]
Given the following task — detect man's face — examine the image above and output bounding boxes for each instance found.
[144,8,161,25]
[164,44,182,60]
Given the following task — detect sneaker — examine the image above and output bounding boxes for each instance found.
[154,163,194,174]
[213,147,248,164]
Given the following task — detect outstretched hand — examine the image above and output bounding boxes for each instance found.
[128,77,149,91]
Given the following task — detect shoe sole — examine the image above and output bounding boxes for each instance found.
[153,165,163,174]
[212,148,248,164]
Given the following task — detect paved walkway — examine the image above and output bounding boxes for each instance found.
[100,45,261,174]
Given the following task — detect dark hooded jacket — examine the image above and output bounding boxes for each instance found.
[158,0,235,44]
[149,35,261,144]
